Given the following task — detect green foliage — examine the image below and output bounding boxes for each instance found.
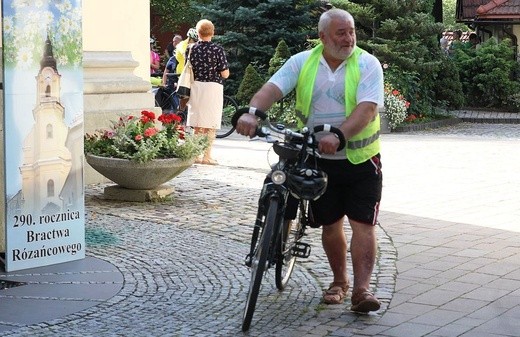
[236,64,266,105]
[452,38,520,110]
[432,56,465,110]
[442,0,466,31]
[509,92,520,112]
[333,0,465,116]
[150,0,208,33]
[269,40,292,76]
[268,99,298,126]
[156,0,517,117]
[265,39,297,124]
[195,0,320,94]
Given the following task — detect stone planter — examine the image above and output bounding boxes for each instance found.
[85,154,194,201]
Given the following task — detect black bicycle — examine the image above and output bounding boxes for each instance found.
[231,108,346,331]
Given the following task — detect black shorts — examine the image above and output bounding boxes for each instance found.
[285,155,382,227]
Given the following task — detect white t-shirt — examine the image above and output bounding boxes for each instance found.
[268,48,384,159]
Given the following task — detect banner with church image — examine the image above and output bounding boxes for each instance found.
[2,0,84,271]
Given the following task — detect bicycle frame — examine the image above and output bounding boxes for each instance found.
[245,179,289,268]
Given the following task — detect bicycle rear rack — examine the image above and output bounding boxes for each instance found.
[291,242,311,258]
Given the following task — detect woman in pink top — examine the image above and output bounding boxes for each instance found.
[150,38,161,75]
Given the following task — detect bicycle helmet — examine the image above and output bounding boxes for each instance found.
[286,167,328,201]
[187,28,198,41]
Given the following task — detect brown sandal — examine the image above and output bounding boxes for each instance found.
[351,290,381,313]
[323,282,349,304]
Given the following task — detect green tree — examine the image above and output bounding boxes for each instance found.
[332,0,464,115]
[236,64,265,105]
[269,39,292,76]
[453,38,520,110]
[150,0,206,33]
[195,0,320,94]
[432,57,465,109]
[268,39,297,123]
[442,0,466,31]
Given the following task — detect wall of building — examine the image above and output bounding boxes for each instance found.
[82,1,159,185]
[83,0,150,81]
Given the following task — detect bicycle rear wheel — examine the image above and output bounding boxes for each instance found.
[216,95,237,139]
[242,197,279,332]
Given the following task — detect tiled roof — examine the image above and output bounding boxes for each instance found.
[458,0,520,21]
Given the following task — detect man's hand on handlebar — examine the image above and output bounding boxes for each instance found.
[318,134,341,155]
[236,113,259,139]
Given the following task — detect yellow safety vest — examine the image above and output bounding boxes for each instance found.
[175,39,189,74]
[295,44,380,164]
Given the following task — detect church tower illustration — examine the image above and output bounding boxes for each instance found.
[20,35,72,215]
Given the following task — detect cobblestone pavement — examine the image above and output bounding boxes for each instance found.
[2,166,395,337]
[1,122,519,337]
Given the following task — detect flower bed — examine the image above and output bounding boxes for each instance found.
[84,110,208,163]
[384,84,410,130]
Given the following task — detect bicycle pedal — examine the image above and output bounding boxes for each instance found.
[291,242,311,258]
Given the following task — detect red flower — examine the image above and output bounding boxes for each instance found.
[158,113,181,125]
[135,134,143,141]
[144,127,158,137]
[140,110,156,124]
[405,114,417,122]
[392,89,399,96]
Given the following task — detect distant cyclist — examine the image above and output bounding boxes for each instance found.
[162,34,182,88]
[159,34,183,112]
[175,28,198,74]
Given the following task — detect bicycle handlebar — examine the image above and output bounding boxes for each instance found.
[231,107,268,127]
[231,107,346,152]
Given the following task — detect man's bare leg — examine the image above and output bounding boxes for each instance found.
[349,219,380,312]
[321,217,349,303]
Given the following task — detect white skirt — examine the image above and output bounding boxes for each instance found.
[187,81,223,129]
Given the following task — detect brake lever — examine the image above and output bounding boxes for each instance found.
[265,135,277,143]
[256,126,270,138]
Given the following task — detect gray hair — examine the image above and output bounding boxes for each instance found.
[318,8,355,33]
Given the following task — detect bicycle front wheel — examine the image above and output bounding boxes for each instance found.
[275,201,305,290]
[216,95,237,139]
[242,197,279,332]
